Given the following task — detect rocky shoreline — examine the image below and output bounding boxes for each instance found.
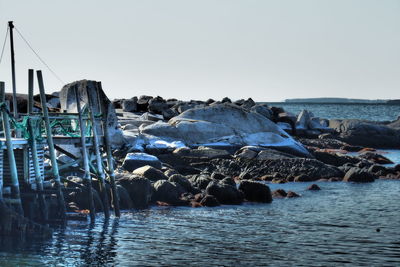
[54,87,400,212]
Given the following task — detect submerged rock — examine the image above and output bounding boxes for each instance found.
[152,180,186,205]
[200,195,220,207]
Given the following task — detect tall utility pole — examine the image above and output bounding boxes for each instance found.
[8,21,18,118]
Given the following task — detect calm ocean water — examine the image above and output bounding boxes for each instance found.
[267,103,400,121]
[1,103,400,266]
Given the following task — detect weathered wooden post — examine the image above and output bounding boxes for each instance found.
[37,70,66,219]
[0,82,4,202]
[74,85,96,221]
[96,82,120,217]
[87,85,110,218]
[8,21,18,119]
[0,82,23,214]
[28,69,34,114]
[27,71,48,221]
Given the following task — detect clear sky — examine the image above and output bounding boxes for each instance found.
[0,0,399,101]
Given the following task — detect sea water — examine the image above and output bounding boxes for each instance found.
[1,104,400,266]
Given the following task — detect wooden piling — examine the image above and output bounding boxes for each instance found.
[0,83,23,214]
[37,70,66,219]
[28,69,34,114]
[87,85,110,218]
[96,82,120,217]
[74,85,96,221]
[0,82,4,201]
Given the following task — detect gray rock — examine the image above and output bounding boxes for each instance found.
[250,104,273,120]
[148,96,168,114]
[239,181,272,203]
[168,174,193,192]
[132,165,168,181]
[122,153,162,172]
[117,175,152,209]
[122,98,138,112]
[343,167,375,183]
[205,180,244,205]
[137,95,153,111]
[152,180,185,205]
[200,195,220,207]
[329,119,400,148]
[189,174,213,190]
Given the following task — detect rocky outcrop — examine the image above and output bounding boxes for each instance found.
[329,119,400,148]
[140,103,311,157]
[152,180,186,205]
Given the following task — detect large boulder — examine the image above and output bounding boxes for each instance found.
[132,165,168,182]
[59,80,124,147]
[238,181,272,203]
[205,180,244,205]
[122,153,162,171]
[343,167,375,183]
[122,98,138,112]
[152,180,185,205]
[329,119,400,148]
[148,96,168,114]
[140,103,311,157]
[117,175,152,209]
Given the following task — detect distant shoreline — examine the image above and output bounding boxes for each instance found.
[282,98,400,104]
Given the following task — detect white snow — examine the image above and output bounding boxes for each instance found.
[125,152,159,161]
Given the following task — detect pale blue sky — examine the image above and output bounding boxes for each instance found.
[0,0,399,101]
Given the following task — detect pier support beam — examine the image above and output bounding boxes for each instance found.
[37,70,66,220]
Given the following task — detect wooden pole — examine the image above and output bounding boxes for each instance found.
[97,82,120,217]
[0,81,4,201]
[37,70,66,219]
[0,87,23,214]
[27,118,48,221]
[87,85,110,218]
[74,85,95,221]
[8,21,17,119]
[28,69,34,114]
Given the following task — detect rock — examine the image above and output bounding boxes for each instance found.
[239,171,252,180]
[313,150,360,167]
[148,96,168,114]
[343,167,375,183]
[272,189,287,198]
[122,153,162,172]
[211,172,226,180]
[162,108,178,120]
[122,98,138,112]
[117,175,152,209]
[294,174,313,182]
[238,181,272,203]
[200,195,220,207]
[256,148,295,160]
[358,151,394,164]
[329,119,400,148]
[137,95,153,112]
[189,174,213,190]
[152,180,185,205]
[286,191,300,198]
[168,174,193,192]
[116,184,133,209]
[234,148,258,160]
[395,164,400,172]
[140,112,164,122]
[220,177,236,187]
[307,184,321,191]
[241,98,256,110]
[132,165,168,182]
[205,180,244,205]
[250,104,273,120]
[221,97,232,103]
[59,80,124,147]
[173,147,231,160]
[368,164,389,176]
[164,169,179,177]
[140,104,311,157]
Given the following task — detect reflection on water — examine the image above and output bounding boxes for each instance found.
[1,180,400,266]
